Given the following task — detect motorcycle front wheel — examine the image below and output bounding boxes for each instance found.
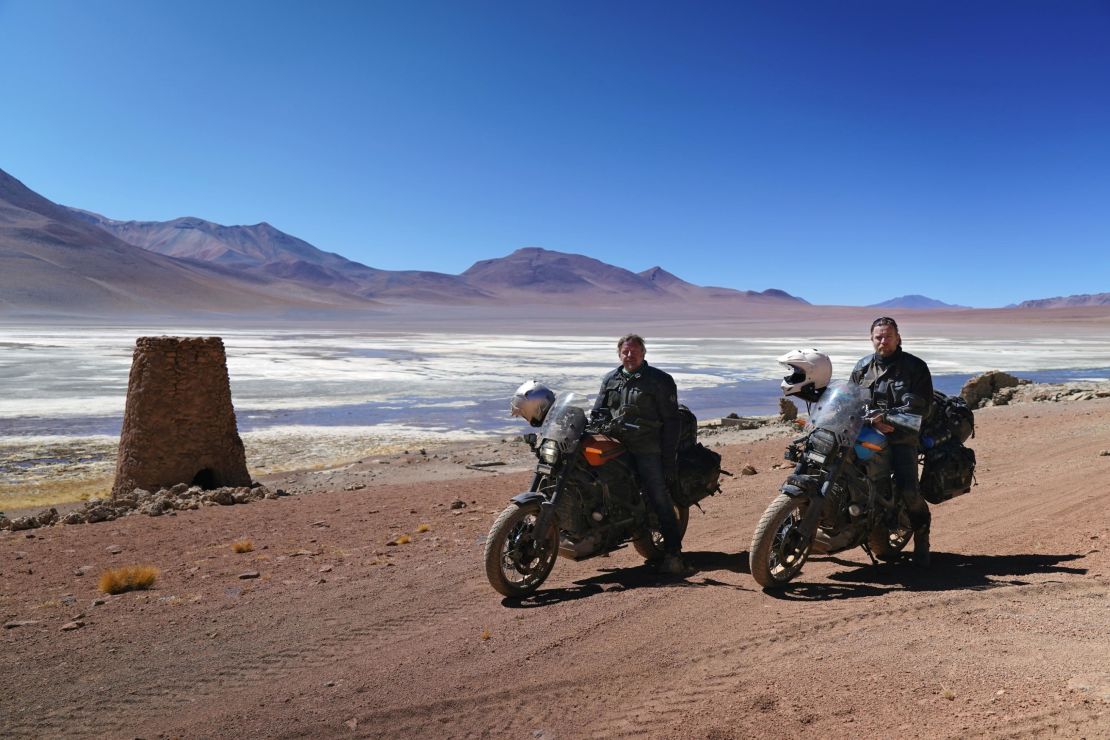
[484,501,558,598]
[632,505,690,560]
[749,493,812,589]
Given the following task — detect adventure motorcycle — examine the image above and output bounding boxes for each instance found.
[749,379,925,589]
[484,392,722,597]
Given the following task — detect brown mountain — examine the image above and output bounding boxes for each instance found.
[70,208,490,303]
[1017,293,1110,309]
[4,167,808,313]
[462,248,807,304]
[640,266,810,303]
[0,169,379,317]
[63,208,808,306]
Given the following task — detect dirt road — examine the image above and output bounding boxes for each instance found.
[2,398,1109,738]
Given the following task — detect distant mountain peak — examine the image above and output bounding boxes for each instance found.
[1016,292,1110,309]
[869,294,967,310]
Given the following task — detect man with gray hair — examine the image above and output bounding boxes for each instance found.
[592,333,689,576]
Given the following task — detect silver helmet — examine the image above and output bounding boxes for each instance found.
[509,380,555,427]
[778,348,832,401]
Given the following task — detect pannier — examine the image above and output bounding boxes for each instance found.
[924,390,975,445]
[675,442,723,507]
[920,440,976,505]
[677,404,698,451]
[673,405,723,506]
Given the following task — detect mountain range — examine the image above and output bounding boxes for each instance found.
[1,166,1103,316]
[1014,293,1110,308]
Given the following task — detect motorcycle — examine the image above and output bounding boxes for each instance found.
[749,379,924,589]
[483,392,722,597]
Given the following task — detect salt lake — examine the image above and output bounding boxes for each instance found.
[2,326,1109,491]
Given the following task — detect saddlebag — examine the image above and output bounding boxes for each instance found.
[677,404,699,451]
[924,391,975,445]
[920,440,976,504]
[674,442,723,507]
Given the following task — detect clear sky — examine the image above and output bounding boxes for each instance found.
[2,1,1108,307]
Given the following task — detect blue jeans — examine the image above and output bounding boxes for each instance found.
[631,453,683,554]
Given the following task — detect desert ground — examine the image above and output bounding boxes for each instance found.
[2,387,1109,738]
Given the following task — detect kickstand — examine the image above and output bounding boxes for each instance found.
[861,543,878,566]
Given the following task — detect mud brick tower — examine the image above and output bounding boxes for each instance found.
[112,336,250,498]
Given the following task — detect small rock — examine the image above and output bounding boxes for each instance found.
[74,565,94,577]
[345,718,358,730]
[4,620,40,629]
[450,500,467,510]
[1100,450,1110,457]
[106,545,123,555]
[319,565,333,573]
[60,621,84,632]
[238,571,261,580]
[741,465,758,476]
[91,598,107,606]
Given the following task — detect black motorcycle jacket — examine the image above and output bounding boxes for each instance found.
[850,348,934,444]
[591,361,680,462]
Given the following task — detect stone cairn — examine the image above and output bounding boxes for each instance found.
[111,336,251,498]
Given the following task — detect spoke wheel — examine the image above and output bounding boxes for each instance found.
[750,493,812,589]
[632,505,691,560]
[484,501,558,597]
[869,524,913,561]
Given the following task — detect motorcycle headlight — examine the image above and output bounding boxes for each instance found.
[538,440,560,464]
[808,429,837,455]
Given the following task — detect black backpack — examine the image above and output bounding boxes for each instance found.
[925,390,975,445]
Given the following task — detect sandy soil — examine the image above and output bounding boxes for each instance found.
[2,396,1110,738]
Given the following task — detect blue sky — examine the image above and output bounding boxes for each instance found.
[1,1,1108,307]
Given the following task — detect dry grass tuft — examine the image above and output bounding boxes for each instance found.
[416,523,431,533]
[232,539,254,553]
[480,628,492,641]
[98,565,160,595]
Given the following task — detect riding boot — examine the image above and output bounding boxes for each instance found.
[912,527,931,568]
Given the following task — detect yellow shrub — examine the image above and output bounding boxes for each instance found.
[232,539,254,553]
[98,566,160,595]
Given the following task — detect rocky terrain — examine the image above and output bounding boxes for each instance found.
[2,384,1110,738]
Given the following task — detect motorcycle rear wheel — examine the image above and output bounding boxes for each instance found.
[750,493,811,589]
[868,524,913,562]
[632,505,690,560]
[484,501,558,598]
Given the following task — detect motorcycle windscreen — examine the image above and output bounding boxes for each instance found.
[808,380,871,447]
[539,393,588,449]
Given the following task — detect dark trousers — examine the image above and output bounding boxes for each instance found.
[631,453,683,554]
[868,443,931,532]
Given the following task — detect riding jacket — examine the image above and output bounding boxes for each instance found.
[850,348,934,445]
[592,361,680,464]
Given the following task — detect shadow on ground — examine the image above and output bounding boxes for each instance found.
[762,551,1089,601]
[502,549,752,608]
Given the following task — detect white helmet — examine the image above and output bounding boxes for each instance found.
[510,380,555,427]
[778,348,832,400]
